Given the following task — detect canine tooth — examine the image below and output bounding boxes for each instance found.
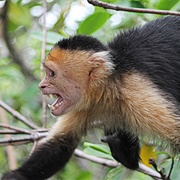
[48,104,51,109]
[51,106,55,111]
[55,104,59,108]
[50,94,54,99]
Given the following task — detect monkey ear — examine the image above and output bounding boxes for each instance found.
[88,51,113,80]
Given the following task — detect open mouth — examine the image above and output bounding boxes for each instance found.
[47,94,63,112]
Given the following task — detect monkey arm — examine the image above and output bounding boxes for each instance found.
[102,130,140,170]
[2,134,80,180]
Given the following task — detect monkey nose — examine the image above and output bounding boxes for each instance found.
[38,81,47,89]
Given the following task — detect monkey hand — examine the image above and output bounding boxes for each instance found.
[101,131,140,170]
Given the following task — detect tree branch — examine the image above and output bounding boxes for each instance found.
[149,158,168,180]
[0,123,31,134]
[0,133,161,179]
[1,1,37,81]
[0,100,38,129]
[0,99,17,169]
[41,0,47,128]
[74,149,119,167]
[0,132,48,146]
[74,149,161,179]
[87,0,180,16]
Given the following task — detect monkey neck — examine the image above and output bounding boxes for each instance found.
[86,76,122,121]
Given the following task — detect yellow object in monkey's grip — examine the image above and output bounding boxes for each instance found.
[140,144,157,167]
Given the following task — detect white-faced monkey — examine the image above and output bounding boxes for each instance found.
[3,16,180,180]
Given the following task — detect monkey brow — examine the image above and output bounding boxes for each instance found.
[41,62,47,69]
[41,62,52,71]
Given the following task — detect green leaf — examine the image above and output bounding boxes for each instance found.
[105,166,123,180]
[159,159,180,180]
[101,0,117,2]
[115,14,138,29]
[84,147,114,160]
[83,142,114,160]
[130,0,145,8]
[171,1,180,11]
[156,0,179,10]
[8,2,31,28]
[30,31,63,44]
[155,151,171,156]
[74,171,92,180]
[127,171,153,180]
[78,9,111,35]
[83,142,110,154]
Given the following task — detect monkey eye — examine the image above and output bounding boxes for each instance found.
[50,70,55,77]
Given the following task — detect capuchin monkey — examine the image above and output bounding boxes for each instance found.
[2,16,180,180]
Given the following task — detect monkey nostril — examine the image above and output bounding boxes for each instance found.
[40,85,46,89]
[38,83,47,89]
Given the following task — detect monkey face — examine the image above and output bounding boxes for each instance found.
[38,55,83,116]
[38,47,113,116]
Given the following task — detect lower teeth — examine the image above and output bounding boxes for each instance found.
[48,103,62,111]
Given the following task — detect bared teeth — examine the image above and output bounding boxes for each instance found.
[47,102,62,111]
[49,94,54,99]
[51,106,55,111]
[55,104,59,108]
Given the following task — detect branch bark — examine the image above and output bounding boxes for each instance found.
[0,123,31,134]
[0,100,38,129]
[0,104,17,170]
[0,133,161,179]
[41,0,47,128]
[87,0,180,16]
[0,132,48,146]
[74,149,161,179]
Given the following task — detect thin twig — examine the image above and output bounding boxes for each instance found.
[0,132,48,146]
[41,0,47,128]
[0,130,26,134]
[0,98,17,169]
[138,163,162,180]
[74,149,120,167]
[30,141,38,155]
[167,157,174,179]
[149,158,168,180]
[0,100,38,129]
[87,0,180,16]
[0,123,31,134]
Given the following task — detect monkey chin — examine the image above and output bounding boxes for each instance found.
[49,105,63,116]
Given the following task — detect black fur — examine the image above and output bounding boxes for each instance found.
[56,35,108,52]
[2,135,79,180]
[104,16,180,169]
[102,130,140,170]
[108,16,180,103]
